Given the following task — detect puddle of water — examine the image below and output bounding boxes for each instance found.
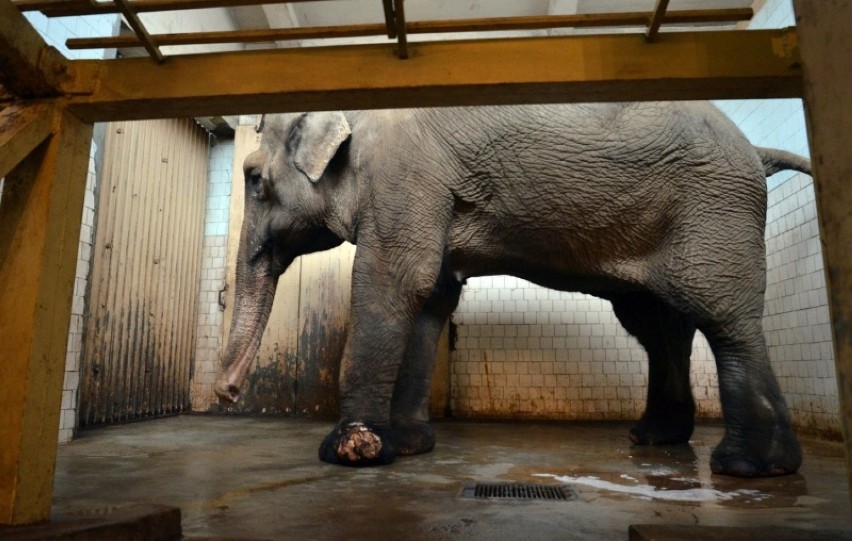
[535,473,770,503]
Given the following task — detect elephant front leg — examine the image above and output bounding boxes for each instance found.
[318,245,446,467]
[391,272,462,456]
[317,311,405,466]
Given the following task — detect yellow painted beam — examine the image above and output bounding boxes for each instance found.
[64,28,803,122]
[0,101,57,178]
[0,0,70,97]
[0,108,93,525]
[793,0,852,507]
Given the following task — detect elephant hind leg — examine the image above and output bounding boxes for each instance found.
[611,292,697,446]
[699,317,801,476]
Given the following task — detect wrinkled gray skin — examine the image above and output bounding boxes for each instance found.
[215,102,812,477]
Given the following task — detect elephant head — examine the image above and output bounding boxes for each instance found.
[214,112,351,403]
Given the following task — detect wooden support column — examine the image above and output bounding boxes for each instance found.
[792,0,852,501]
[0,107,93,525]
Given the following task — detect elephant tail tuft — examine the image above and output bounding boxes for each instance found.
[755,147,812,177]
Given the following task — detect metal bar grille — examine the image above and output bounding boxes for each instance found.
[462,483,577,501]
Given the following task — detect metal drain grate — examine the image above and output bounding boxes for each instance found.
[461,483,577,501]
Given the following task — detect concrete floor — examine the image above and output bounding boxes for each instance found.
[51,416,852,540]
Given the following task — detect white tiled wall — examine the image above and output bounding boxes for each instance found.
[452,282,719,420]
[191,137,234,410]
[22,12,121,443]
[452,0,837,435]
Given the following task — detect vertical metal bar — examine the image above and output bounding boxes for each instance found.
[646,0,671,41]
[394,0,408,59]
[113,0,165,63]
[381,0,396,38]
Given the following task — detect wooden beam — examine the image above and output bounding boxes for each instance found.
[792,0,852,507]
[381,0,396,39]
[0,0,70,97]
[393,0,408,60]
[113,0,165,62]
[63,28,802,122]
[0,101,57,178]
[0,108,93,525]
[13,0,337,16]
[64,9,755,50]
[646,0,671,41]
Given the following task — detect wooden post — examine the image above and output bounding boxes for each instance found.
[0,107,93,525]
[792,0,852,501]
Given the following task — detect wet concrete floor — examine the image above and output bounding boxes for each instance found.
[52,416,852,540]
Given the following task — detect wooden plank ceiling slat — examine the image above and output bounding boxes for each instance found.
[63,8,754,51]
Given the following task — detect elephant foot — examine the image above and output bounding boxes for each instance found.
[392,420,435,456]
[710,430,802,477]
[629,408,695,446]
[318,421,396,467]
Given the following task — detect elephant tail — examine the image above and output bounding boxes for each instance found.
[755,147,812,177]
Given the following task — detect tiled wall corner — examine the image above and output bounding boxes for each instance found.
[191,137,234,411]
[23,12,122,444]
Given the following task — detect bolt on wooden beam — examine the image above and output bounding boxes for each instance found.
[0,0,70,97]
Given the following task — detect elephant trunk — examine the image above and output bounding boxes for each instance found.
[214,220,281,403]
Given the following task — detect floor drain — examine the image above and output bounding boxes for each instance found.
[461,483,578,501]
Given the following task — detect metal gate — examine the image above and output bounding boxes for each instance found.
[79,118,208,426]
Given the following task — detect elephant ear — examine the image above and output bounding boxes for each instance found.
[291,112,351,183]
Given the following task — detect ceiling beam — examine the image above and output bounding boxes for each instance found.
[0,0,70,97]
[62,28,803,122]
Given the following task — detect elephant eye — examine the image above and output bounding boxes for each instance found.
[246,167,266,200]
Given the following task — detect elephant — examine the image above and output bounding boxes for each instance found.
[215,102,812,477]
